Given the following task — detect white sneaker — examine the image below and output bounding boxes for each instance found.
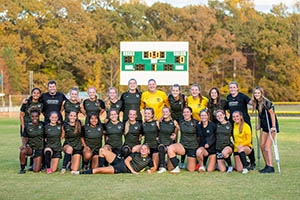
[157,167,167,174]
[227,166,233,173]
[60,168,66,174]
[242,168,248,174]
[198,166,206,173]
[170,166,180,174]
[71,171,79,175]
[179,163,185,169]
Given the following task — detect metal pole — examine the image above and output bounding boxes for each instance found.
[9,94,12,118]
[1,70,4,106]
[29,71,33,95]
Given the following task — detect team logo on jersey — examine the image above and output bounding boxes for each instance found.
[75,105,79,108]
[29,129,33,132]
[86,103,89,107]
[108,126,111,129]
[38,126,42,129]
[170,122,173,125]
[226,126,230,130]
[136,94,140,98]
[134,126,138,130]
[47,129,51,132]
[157,98,160,102]
[57,126,61,130]
[207,130,210,133]
[88,130,91,133]
[143,158,146,161]
[179,102,182,104]
[118,125,122,129]
[97,128,101,131]
[37,104,41,108]
[116,105,120,108]
[151,122,155,126]
[198,104,201,108]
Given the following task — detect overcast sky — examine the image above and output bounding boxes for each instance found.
[145,0,297,12]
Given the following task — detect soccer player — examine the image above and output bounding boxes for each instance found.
[215,110,233,173]
[61,111,83,174]
[120,78,142,122]
[81,113,104,169]
[81,87,105,124]
[19,108,44,173]
[167,107,199,173]
[157,107,179,174]
[122,110,143,158]
[74,144,155,175]
[168,84,187,121]
[252,86,279,173]
[140,79,170,120]
[44,112,62,174]
[187,84,208,122]
[232,111,253,174]
[196,110,217,173]
[61,88,81,122]
[20,88,43,171]
[104,87,123,122]
[207,87,227,123]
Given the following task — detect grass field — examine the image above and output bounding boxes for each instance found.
[0,117,300,200]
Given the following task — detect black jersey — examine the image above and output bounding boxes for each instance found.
[197,122,216,153]
[106,100,123,120]
[104,121,124,149]
[40,92,67,123]
[124,121,143,148]
[226,92,251,126]
[120,91,142,121]
[20,101,43,124]
[256,100,279,132]
[63,122,82,150]
[129,152,154,172]
[83,98,105,123]
[63,100,80,122]
[81,124,104,152]
[208,99,227,124]
[215,122,232,151]
[45,124,62,151]
[179,119,199,149]
[159,120,176,146]
[168,94,185,121]
[24,122,44,150]
[142,121,159,149]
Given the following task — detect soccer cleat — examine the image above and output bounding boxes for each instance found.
[198,166,206,173]
[60,168,66,174]
[46,168,53,174]
[242,168,248,174]
[18,169,26,174]
[260,166,275,173]
[157,167,167,174]
[71,171,80,175]
[196,164,200,171]
[170,166,180,174]
[248,163,256,171]
[227,166,233,173]
[179,163,185,169]
[28,165,34,171]
[259,166,268,173]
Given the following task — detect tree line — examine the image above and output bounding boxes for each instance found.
[0,0,300,101]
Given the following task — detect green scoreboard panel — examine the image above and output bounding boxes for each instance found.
[120,42,189,85]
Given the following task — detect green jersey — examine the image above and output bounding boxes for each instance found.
[120,91,142,121]
[124,121,143,148]
[24,122,44,150]
[105,121,124,149]
[64,100,80,122]
[83,99,105,123]
[20,101,43,124]
[82,124,104,152]
[45,124,62,151]
[215,122,233,151]
[143,121,158,149]
[159,120,176,146]
[63,122,82,150]
[106,100,123,120]
[179,119,199,149]
[129,152,154,172]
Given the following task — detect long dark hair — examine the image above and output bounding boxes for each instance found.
[68,111,81,135]
[88,112,100,126]
[170,84,185,110]
[208,87,222,120]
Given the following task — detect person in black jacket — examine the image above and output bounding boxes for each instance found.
[196,110,217,172]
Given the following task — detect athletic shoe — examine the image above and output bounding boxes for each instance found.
[170,166,180,174]
[66,163,72,171]
[83,165,89,171]
[71,171,80,175]
[198,166,206,173]
[196,164,200,171]
[242,168,248,174]
[227,166,233,173]
[179,163,185,169]
[60,168,66,174]
[260,166,275,173]
[259,166,268,173]
[18,169,26,174]
[157,167,167,174]
[28,165,34,171]
[248,163,256,170]
[46,168,53,174]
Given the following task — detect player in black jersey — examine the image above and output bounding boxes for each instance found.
[120,78,142,122]
[207,87,227,124]
[61,88,81,122]
[73,144,155,175]
[44,112,62,174]
[196,110,217,173]
[19,108,44,173]
[104,87,123,122]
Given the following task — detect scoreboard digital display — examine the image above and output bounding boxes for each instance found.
[120,42,189,85]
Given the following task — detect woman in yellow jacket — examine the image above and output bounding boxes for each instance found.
[232,111,253,174]
[187,84,208,122]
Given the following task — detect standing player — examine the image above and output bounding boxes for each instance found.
[167,107,199,173]
[44,112,62,174]
[252,86,279,173]
[81,87,105,124]
[207,87,227,124]
[61,88,81,122]
[140,79,170,120]
[104,87,123,122]
[120,78,142,122]
[20,88,43,171]
[19,108,44,173]
[226,81,255,170]
[187,84,208,122]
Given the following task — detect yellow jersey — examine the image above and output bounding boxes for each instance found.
[140,90,170,120]
[233,122,253,152]
[187,96,208,121]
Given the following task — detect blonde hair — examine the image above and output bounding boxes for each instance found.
[233,111,244,134]
[105,87,118,110]
[251,86,270,113]
[124,110,137,135]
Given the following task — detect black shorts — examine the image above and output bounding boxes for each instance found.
[216,146,233,160]
[261,120,280,133]
[233,147,253,156]
[149,148,158,157]
[92,149,100,156]
[184,148,197,158]
[52,151,62,158]
[113,161,130,174]
[29,149,43,158]
[112,148,121,156]
[20,125,24,137]
[73,149,82,155]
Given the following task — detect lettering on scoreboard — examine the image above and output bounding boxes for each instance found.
[120,42,189,85]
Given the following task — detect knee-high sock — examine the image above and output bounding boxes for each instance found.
[248,149,255,165]
[158,146,166,167]
[62,153,71,169]
[239,152,248,168]
[170,157,179,168]
[45,151,52,169]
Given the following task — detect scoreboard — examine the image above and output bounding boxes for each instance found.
[120,41,189,85]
